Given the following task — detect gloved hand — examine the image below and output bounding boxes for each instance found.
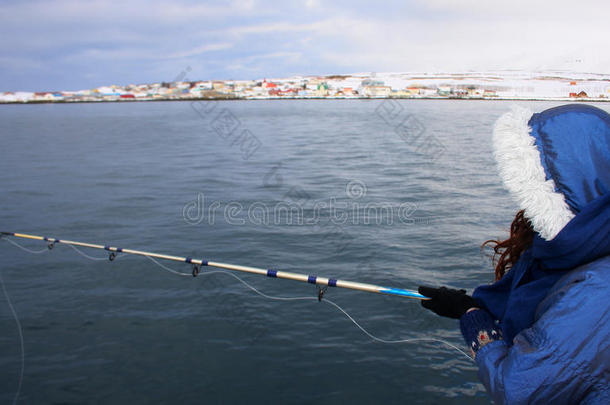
[418,286,479,319]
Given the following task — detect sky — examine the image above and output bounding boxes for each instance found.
[1,0,609,92]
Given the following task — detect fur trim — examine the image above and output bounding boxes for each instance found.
[493,106,575,240]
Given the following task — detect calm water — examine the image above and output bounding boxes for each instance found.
[1,99,607,404]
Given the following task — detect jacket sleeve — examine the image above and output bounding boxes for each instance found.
[469,265,610,405]
[474,327,601,405]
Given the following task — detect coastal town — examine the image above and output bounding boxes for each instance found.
[1,71,608,103]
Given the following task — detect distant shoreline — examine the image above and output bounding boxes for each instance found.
[5,70,607,104]
[1,96,608,105]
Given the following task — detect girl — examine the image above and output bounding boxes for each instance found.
[420,104,609,404]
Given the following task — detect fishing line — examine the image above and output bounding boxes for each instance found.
[196,270,473,360]
[144,256,474,360]
[1,234,473,362]
[200,269,473,358]
[146,256,193,277]
[67,243,123,261]
[4,237,48,254]
[0,260,25,405]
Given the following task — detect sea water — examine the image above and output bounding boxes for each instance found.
[1,99,607,404]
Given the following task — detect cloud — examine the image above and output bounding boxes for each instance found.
[0,0,608,91]
[305,0,320,8]
[0,0,254,25]
[167,43,234,59]
[417,0,609,19]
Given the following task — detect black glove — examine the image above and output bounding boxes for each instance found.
[418,286,479,319]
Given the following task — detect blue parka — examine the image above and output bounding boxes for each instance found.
[475,256,609,404]
[461,104,610,404]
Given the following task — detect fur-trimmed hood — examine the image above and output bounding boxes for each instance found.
[493,104,610,240]
[474,103,610,344]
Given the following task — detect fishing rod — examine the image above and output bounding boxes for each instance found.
[1,231,428,301]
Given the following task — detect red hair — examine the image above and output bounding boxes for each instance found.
[483,210,535,281]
